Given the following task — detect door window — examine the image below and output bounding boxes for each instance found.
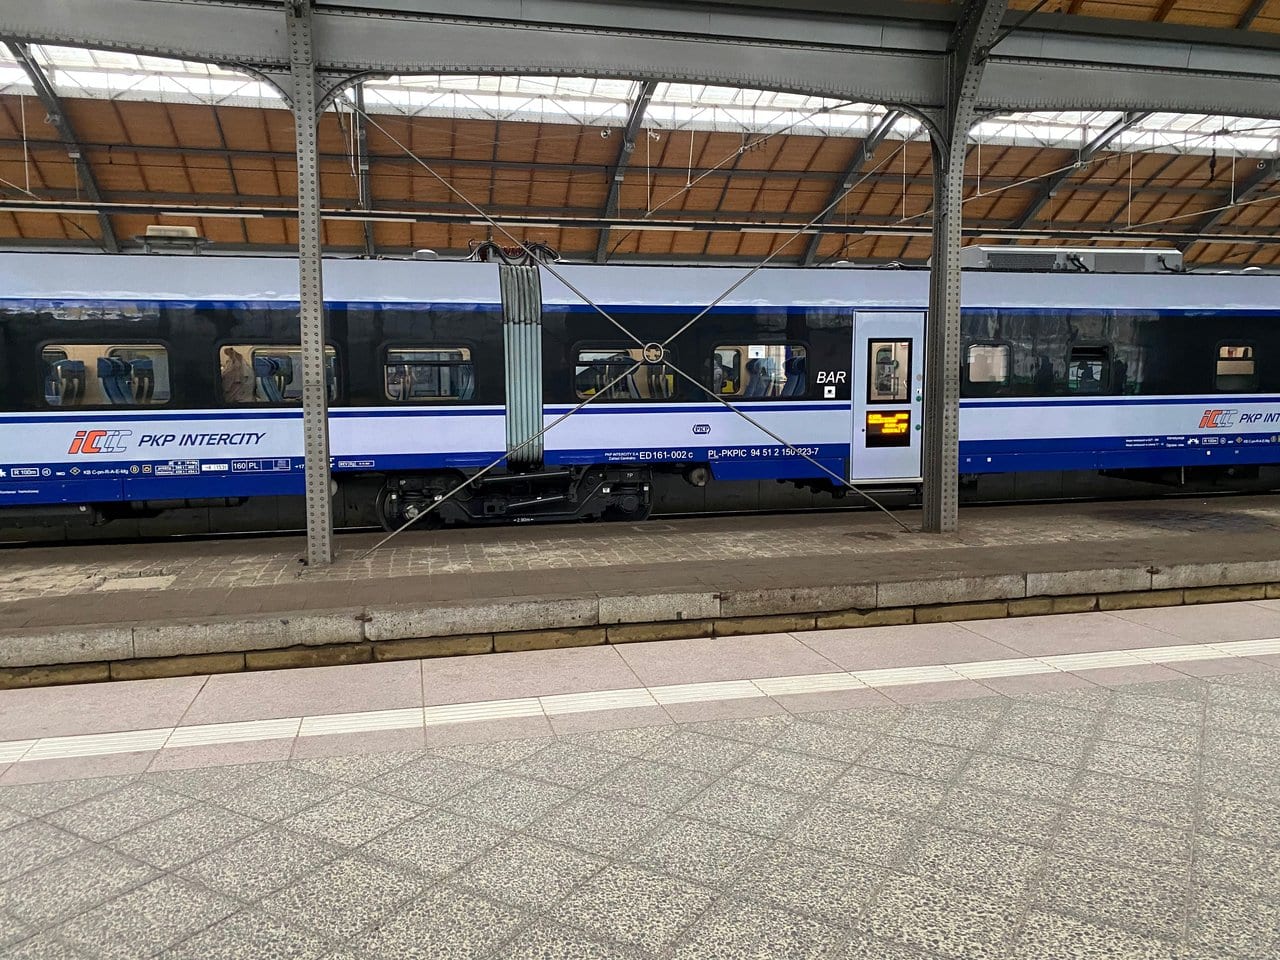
[868,340,911,403]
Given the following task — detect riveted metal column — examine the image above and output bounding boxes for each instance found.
[288,0,333,565]
[921,0,1007,534]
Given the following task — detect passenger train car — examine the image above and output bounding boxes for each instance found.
[1,251,1279,541]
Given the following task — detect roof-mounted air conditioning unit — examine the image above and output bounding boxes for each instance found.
[959,245,1182,273]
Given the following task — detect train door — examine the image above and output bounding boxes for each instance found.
[851,312,924,481]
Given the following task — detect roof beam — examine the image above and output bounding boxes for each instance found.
[595,80,656,263]
[5,41,118,252]
[1239,0,1267,29]
[1009,111,1150,229]
[799,110,900,266]
[1152,1,1178,23]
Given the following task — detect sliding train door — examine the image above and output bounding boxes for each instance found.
[851,312,925,481]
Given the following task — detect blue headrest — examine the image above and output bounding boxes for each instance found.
[54,359,85,377]
[97,357,129,378]
[129,358,154,374]
[253,356,293,378]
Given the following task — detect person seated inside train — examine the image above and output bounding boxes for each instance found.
[1075,360,1101,393]
[220,346,254,403]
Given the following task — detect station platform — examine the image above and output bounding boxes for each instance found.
[4,494,1280,687]
[1,601,1279,957]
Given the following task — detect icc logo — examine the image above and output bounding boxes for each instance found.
[68,429,133,455]
[1198,409,1238,429]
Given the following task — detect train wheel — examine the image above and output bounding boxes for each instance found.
[374,477,449,532]
[604,490,652,523]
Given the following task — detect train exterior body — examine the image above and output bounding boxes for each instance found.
[1,252,1279,534]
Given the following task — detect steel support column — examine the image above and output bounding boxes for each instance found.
[287,0,334,565]
[921,0,1007,534]
[6,41,118,252]
[595,80,657,263]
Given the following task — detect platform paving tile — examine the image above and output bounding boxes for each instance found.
[586,758,717,813]
[930,783,1065,848]
[898,823,1045,898]
[1050,808,1194,878]
[730,840,883,926]
[678,776,812,838]
[357,810,510,878]
[1187,887,1280,960]
[438,771,575,830]
[0,845,155,927]
[728,745,848,796]
[509,740,628,789]
[640,729,760,775]
[105,800,261,870]
[258,854,430,942]
[363,754,491,805]
[1032,853,1191,941]
[140,760,274,799]
[280,785,425,848]
[0,933,92,960]
[214,766,348,822]
[288,750,420,785]
[177,825,345,902]
[669,896,850,960]
[453,835,605,911]
[0,821,88,883]
[0,775,126,818]
[160,906,334,960]
[856,735,971,782]
[550,862,715,952]
[343,884,529,960]
[623,816,771,888]
[496,921,652,960]
[52,874,238,960]
[1008,910,1179,960]
[785,803,918,868]
[526,792,665,857]
[863,874,1021,960]
[983,721,1092,769]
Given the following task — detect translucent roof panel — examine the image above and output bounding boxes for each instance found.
[0,46,1276,160]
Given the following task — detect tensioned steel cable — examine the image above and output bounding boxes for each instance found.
[347,102,913,553]
[356,359,643,558]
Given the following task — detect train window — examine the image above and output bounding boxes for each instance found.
[868,340,911,404]
[1216,343,1257,392]
[384,347,474,401]
[42,343,169,407]
[712,344,807,398]
[965,343,1009,385]
[574,347,675,401]
[1067,346,1109,394]
[220,344,338,405]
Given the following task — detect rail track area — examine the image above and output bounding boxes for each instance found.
[2,600,1280,958]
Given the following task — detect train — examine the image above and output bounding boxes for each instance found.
[2,249,1279,542]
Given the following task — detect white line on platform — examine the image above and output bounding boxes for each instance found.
[0,636,1275,766]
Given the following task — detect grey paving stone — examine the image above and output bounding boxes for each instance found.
[106,800,260,870]
[891,711,996,750]
[1200,790,1280,848]
[644,730,759,775]
[857,736,970,782]
[216,766,348,822]
[588,759,716,813]
[1018,686,1115,712]
[499,922,649,960]
[54,874,237,960]
[768,721,876,763]
[1069,771,1198,830]
[1102,690,1204,725]
[983,723,1090,769]
[348,884,528,960]
[511,741,627,789]
[864,874,1019,960]
[933,785,1064,847]
[1193,834,1280,900]
[0,845,155,926]
[0,912,30,950]
[786,803,916,868]
[281,786,423,848]
[731,841,882,926]
[1002,700,1101,736]
[142,762,274,800]
[161,907,333,960]
[1208,680,1280,715]
[1094,713,1200,753]
[1204,727,1280,770]
[801,705,908,734]
[366,755,490,806]
[0,776,125,818]
[1187,887,1280,960]
[730,746,848,796]
[686,714,796,747]
[626,816,770,887]
[45,781,191,842]
[359,810,509,877]
[670,896,848,960]
[1084,739,1197,787]
[835,936,942,960]
[1051,808,1192,878]
[259,854,428,942]
[915,697,1008,722]
[0,821,88,883]
[551,863,714,951]
[289,751,420,785]
[563,723,677,758]
[433,738,548,770]
[179,825,344,902]
[0,934,92,959]
[1206,702,1280,738]
[900,823,1044,898]
[1009,910,1179,960]
[527,792,664,857]
[826,766,946,818]
[454,836,605,909]
[439,772,575,830]
[959,753,1078,803]
[1033,854,1190,940]
[1202,756,1280,805]
[680,777,810,838]
[0,808,27,833]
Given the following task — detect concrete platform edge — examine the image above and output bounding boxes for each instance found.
[3,563,1280,687]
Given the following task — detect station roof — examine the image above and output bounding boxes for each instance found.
[0,0,1278,269]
